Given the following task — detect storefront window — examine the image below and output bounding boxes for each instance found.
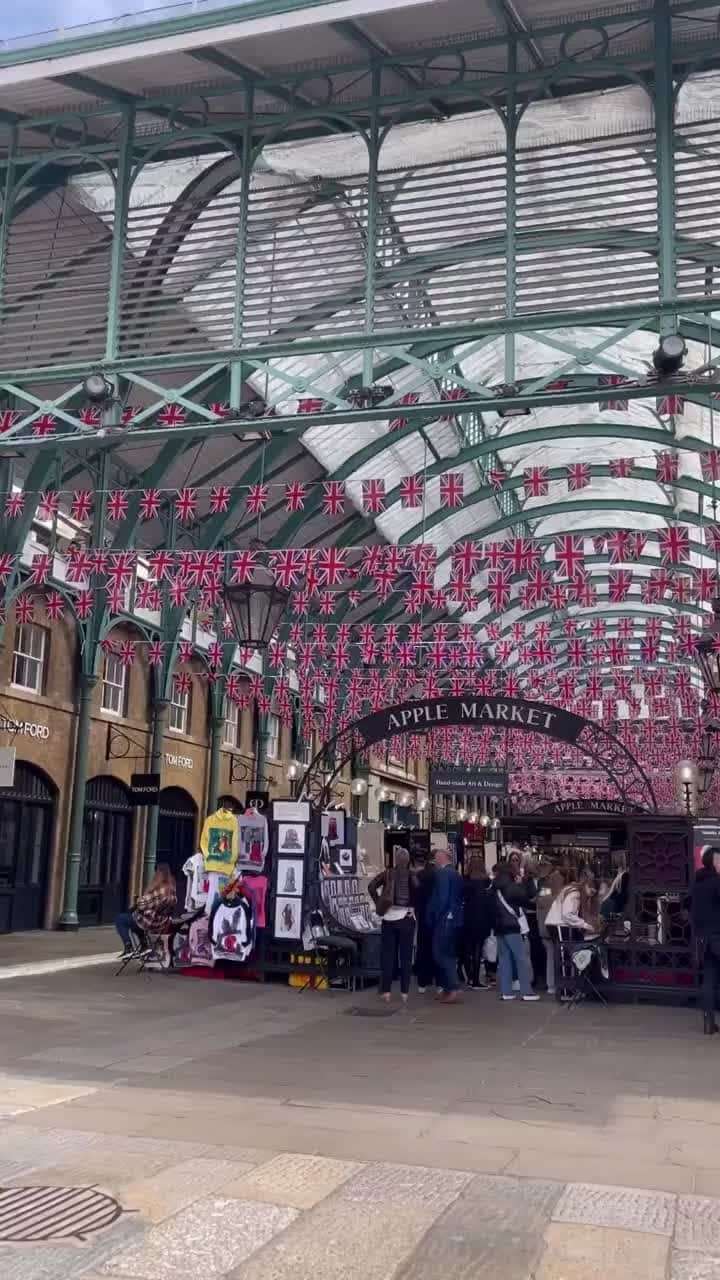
[11,624,46,694]
[101,654,127,717]
[266,713,280,759]
[223,696,240,748]
[169,684,190,735]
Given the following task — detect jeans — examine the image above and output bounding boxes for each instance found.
[461,929,491,986]
[115,911,144,950]
[703,936,720,1015]
[432,919,460,993]
[497,931,533,997]
[380,915,415,995]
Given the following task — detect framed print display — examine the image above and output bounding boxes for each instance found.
[277,858,304,898]
[274,895,302,941]
[338,847,355,871]
[278,822,306,855]
[322,810,345,847]
[273,800,310,824]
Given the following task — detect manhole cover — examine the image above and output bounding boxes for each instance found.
[344,1006,397,1017]
[0,1185,123,1242]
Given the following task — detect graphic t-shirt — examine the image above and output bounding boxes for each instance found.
[237,810,269,870]
[200,808,239,874]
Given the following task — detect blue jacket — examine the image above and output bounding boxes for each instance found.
[427,864,464,929]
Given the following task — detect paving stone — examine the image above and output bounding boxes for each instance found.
[341,1161,471,1211]
[123,1158,250,1222]
[222,1153,362,1209]
[99,1195,298,1278]
[506,1147,694,1194]
[552,1181,676,1235]
[535,1222,670,1280]
[226,1198,438,1280]
[672,1250,720,1279]
[396,1172,562,1280]
[677,1198,720,1252]
[0,1214,144,1279]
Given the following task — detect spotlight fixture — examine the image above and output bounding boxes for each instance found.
[83,372,114,405]
[652,334,686,377]
[348,384,393,409]
[243,397,267,418]
[492,383,530,418]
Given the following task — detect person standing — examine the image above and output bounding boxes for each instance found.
[691,846,720,1035]
[413,857,435,993]
[493,858,539,1002]
[461,859,494,989]
[369,849,418,1005]
[427,848,464,1004]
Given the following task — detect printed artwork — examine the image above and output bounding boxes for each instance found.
[274,895,302,940]
[208,827,234,857]
[338,848,354,870]
[277,858,304,898]
[322,811,345,847]
[278,823,306,854]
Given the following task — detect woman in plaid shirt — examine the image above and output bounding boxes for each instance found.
[115,864,177,957]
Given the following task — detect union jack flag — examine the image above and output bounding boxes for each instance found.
[15,594,35,623]
[66,549,92,583]
[270,550,305,589]
[79,406,101,426]
[567,637,586,667]
[178,640,194,664]
[107,586,127,614]
[532,638,554,665]
[168,577,187,608]
[641,636,660,663]
[297,397,324,413]
[184,551,222,587]
[284,482,307,512]
[32,413,56,436]
[548,584,567,610]
[207,641,223,668]
[122,405,138,425]
[175,488,197,522]
[610,457,634,478]
[5,492,24,518]
[38,491,59,521]
[484,541,505,570]
[70,491,93,522]
[174,671,192,695]
[348,590,362,608]
[525,568,552,603]
[139,489,162,521]
[321,481,345,515]
[554,534,585,577]
[210,485,231,514]
[146,640,164,666]
[657,394,685,417]
[209,402,230,418]
[697,567,718,600]
[617,617,633,639]
[566,462,591,491]
[316,548,346,586]
[227,550,256,586]
[107,490,129,521]
[157,404,187,427]
[608,568,632,601]
[362,479,386,513]
[453,541,482,580]
[389,392,420,430]
[599,374,630,411]
[400,475,424,508]
[75,589,94,620]
[44,591,64,620]
[440,387,470,419]
[439,472,464,508]
[608,639,628,666]
[0,410,19,433]
[628,532,647,560]
[489,467,506,491]
[136,580,161,611]
[671,575,695,604]
[119,641,136,667]
[488,567,512,611]
[605,529,629,564]
[702,450,720,483]
[147,551,175,582]
[524,466,549,498]
[246,483,269,515]
[658,525,689,565]
[30,554,51,585]
[106,552,135,586]
[504,537,540,575]
[656,451,679,484]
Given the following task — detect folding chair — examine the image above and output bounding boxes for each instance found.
[560,939,609,1010]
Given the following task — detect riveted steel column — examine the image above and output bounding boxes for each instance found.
[230,97,254,409]
[208,715,224,812]
[654,0,676,335]
[57,673,97,929]
[363,67,381,384]
[143,698,168,885]
[0,125,17,316]
[105,108,134,361]
[505,40,518,383]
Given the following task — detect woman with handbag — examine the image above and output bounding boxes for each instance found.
[369,849,419,1005]
[492,859,539,1001]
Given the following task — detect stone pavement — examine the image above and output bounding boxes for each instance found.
[0,927,116,980]
[2,968,720,1276]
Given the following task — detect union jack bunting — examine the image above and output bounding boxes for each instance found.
[75,589,94,620]
[696,567,718,600]
[657,394,685,417]
[15,595,35,623]
[590,617,606,641]
[30,554,51,585]
[702,450,720,483]
[389,391,420,430]
[487,567,512,611]
[400,475,424,508]
[136,580,160,610]
[38,491,59,520]
[178,640,194,664]
[106,552,135,586]
[658,525,689,564]
[70,490,93,522]
[174,488,197,522]
[207,642,223,669]
[554,534,585,577]
[284,482,307,512]
[628,532,648,560]
[548,584,567,611]
[362,478,386,513]
[174,672,192,695]
[209,402,230,418]
[209,485,231,514]
[316,548,346,586]
[439,472,464,508]
[32,413,56,436]
[504,537,540,574]
[44,591,65,620]
[322,481,345,515]
[270,550,305,589]
[605,529,629,563]
[524,466,549,498]
[119,641,136,667]
[5,492,24,517]
[656,451,679,484]
[297,398,324,413]
[246,483,269,514]
[348,590,362,608]
[610,457,634,478]
[122,406,138,425]
[147,550,175,581]
[608,568,632,601]
[107,490,129,521]
[107,587,126,614]
[452,541,483,579]
[0,410,19,433]
[79,406,101,426]
[168,576,188,607]
[599,374,629,411]
[566,462,591,491]
[440,387,470,419]
[489,467,506,491]
[157,404,187,427]
[139,488,162,521]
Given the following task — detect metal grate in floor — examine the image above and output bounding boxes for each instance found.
[0,1185,123,1242]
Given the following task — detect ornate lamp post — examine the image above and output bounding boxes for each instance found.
[223,565,289,789]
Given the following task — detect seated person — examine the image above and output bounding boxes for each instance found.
[115,863,177,958]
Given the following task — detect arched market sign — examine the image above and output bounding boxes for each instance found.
[299,696,656,813]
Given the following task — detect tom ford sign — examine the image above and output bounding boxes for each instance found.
[430,768,508,797]
[356,697,584,747]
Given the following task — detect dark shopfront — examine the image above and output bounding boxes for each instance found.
[505,808,697,1000]
[0,762,55,932]
[157,787,197,885]
[80,777,134,925]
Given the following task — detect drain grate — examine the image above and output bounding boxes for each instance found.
[0,1185,123,1242]
[344,1006,397,1017]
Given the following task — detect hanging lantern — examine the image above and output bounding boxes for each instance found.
[696,598,720,693]
[223,563,289,649]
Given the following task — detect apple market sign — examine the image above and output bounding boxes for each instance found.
[299,696,656,813]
